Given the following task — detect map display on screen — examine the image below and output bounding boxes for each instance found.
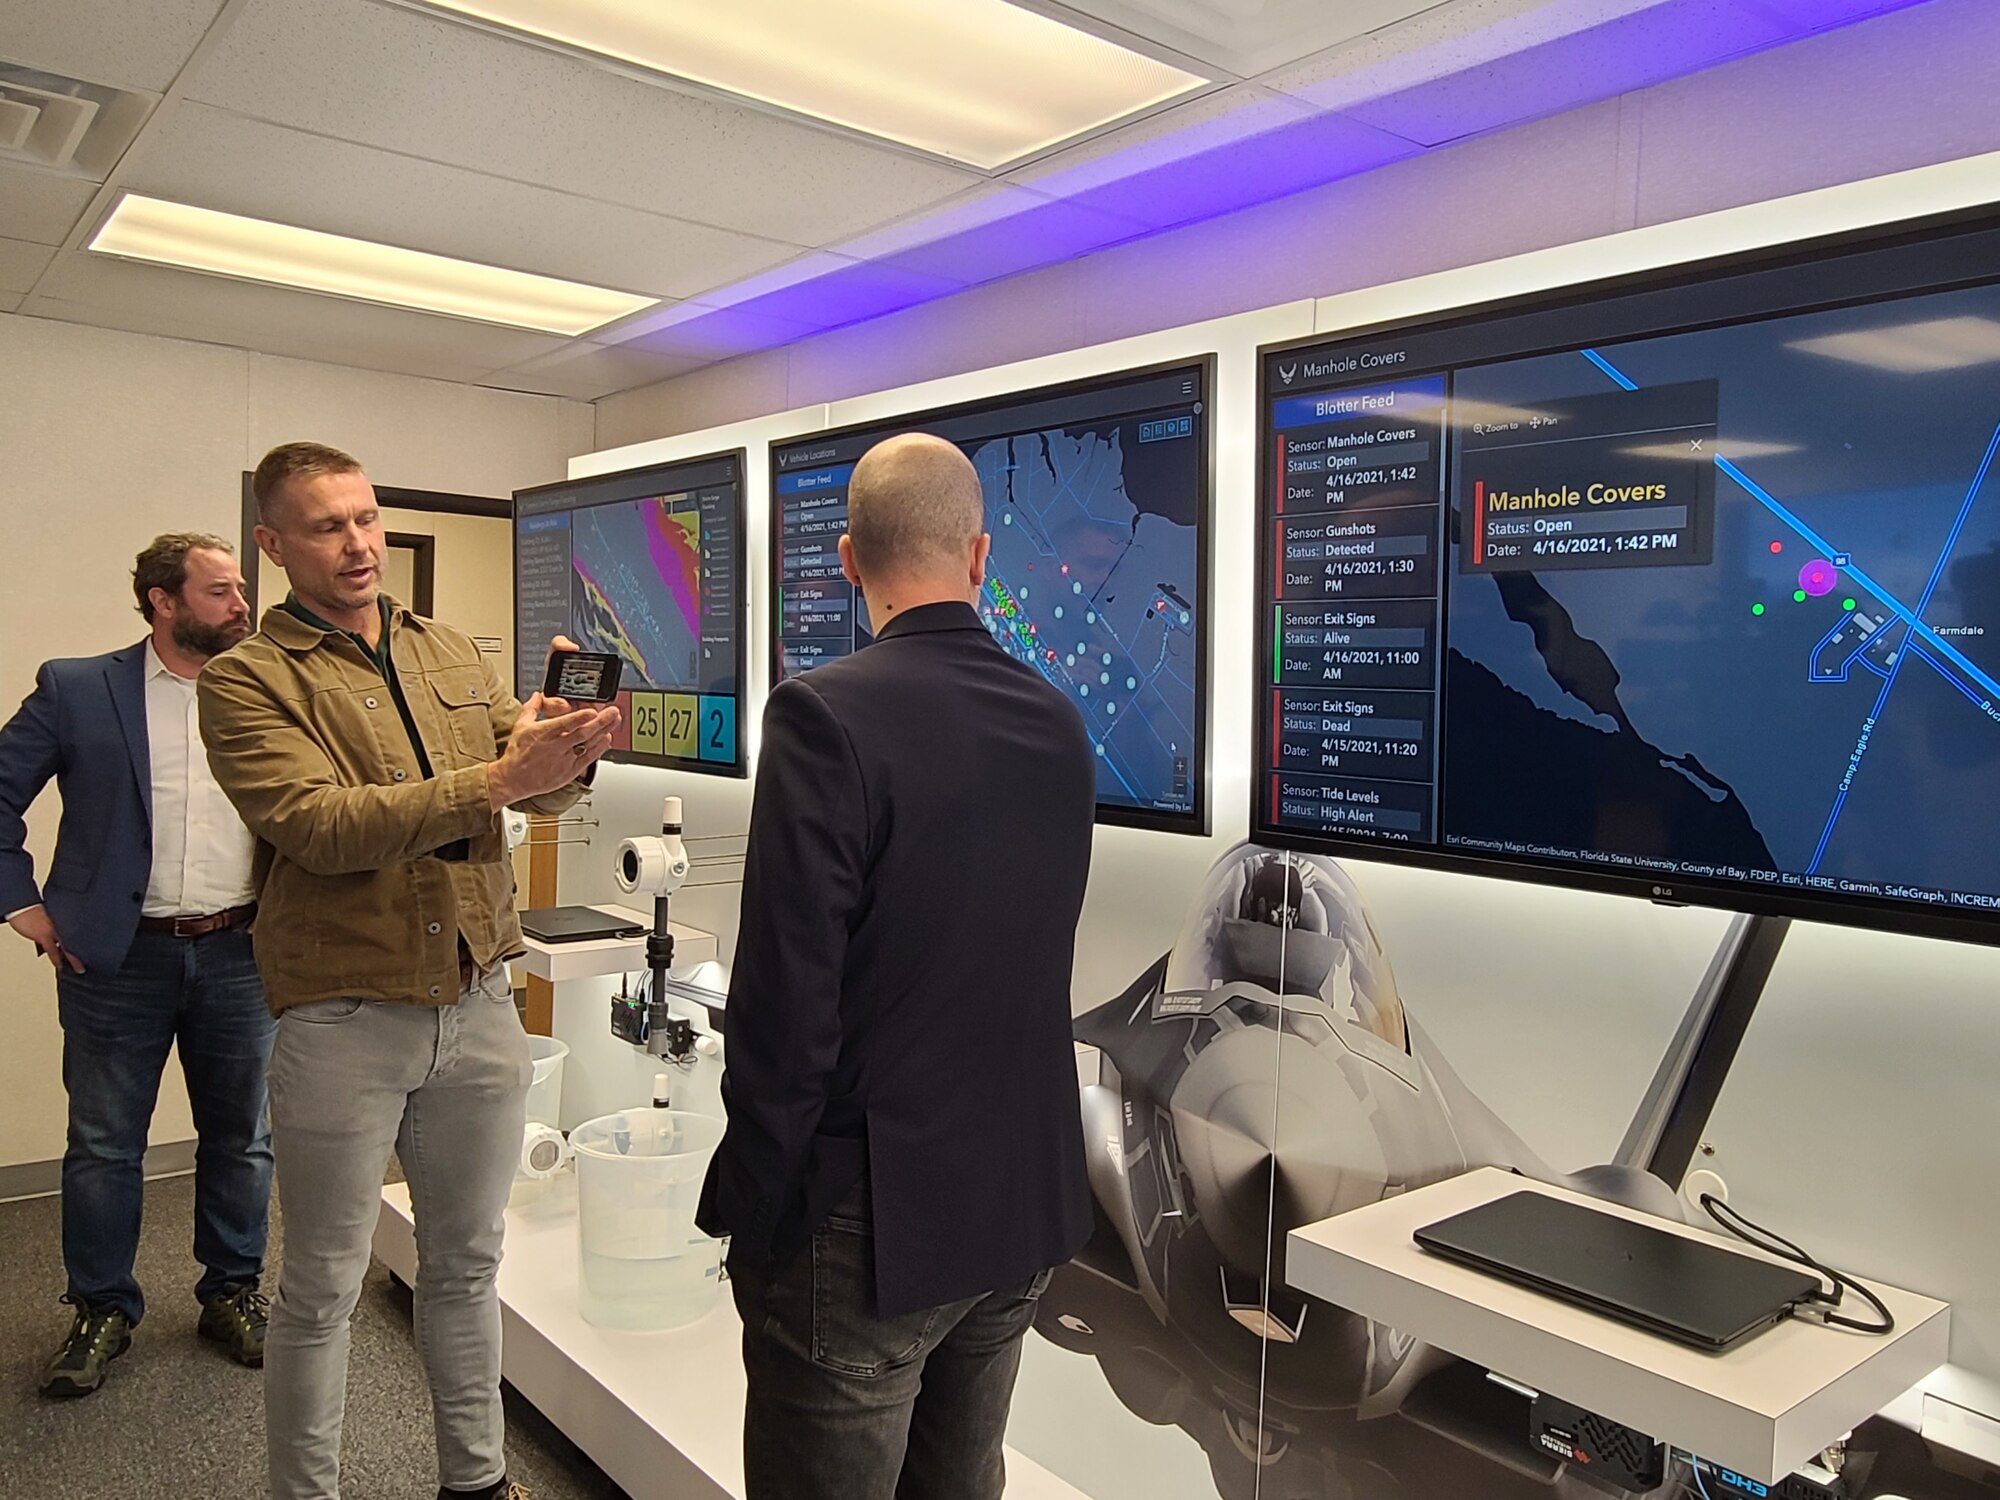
[1257,217,2000,940]
[773,362,1210,830]
[515,451,744,776]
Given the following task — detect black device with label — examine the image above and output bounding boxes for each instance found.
[1414,1190,1824,1353]
[1530,1392,1665,1492]
[519,906,645,944]
[1691,1454,1846,1500]
[542,649,623,703]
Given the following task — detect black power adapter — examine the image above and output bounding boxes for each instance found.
[1530,1392,1665,1492]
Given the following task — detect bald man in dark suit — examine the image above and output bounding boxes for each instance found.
[701,434,1097,1500]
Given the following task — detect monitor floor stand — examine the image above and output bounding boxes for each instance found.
[1612,911,1791,1188]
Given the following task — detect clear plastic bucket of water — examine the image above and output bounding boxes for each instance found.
[524,1036,569,1129]
[568,1109,725,1331]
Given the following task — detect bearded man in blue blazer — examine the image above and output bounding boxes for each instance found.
[0,532,274,1398]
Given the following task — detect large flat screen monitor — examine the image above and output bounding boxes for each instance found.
[1255,212,2000,944]
[772,360,1213,833]
[515,450,746,777]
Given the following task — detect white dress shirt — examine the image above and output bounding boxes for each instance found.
[143,642,258,917]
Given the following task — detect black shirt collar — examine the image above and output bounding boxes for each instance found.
[871,599,985,643]
[281,593,396,678]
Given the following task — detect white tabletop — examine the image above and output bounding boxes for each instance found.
[514,905,717,982]
[1286,1167,1950,1484]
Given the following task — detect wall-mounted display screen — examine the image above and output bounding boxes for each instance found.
[515,450,745,776]
[772,360,1212,832]
[1257,214,2000,943]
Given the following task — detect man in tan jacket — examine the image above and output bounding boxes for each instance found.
[199,442,618,1500]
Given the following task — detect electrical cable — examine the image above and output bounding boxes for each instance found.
[1698,1194,1894,1335]
[1682,1447,1714,1500]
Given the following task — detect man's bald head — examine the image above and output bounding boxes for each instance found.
[844,434,985,585]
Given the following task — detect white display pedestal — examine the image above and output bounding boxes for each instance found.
[515,906,716,983]
[1286,1168,1950,1484]
[373,1181,1089,1499]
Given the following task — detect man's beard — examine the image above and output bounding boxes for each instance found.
[172,614,248,660]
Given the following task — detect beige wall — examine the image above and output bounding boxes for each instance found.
[0,311,590,1172]
[373,508,532,899]
[250,505,515,675]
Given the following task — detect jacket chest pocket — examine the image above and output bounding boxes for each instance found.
[308,686,399,778]
[428,667,497,763]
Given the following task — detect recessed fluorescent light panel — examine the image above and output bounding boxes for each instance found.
[88,195,655,336]
[420,0,1207,170]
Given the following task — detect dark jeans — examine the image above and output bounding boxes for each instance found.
[730,1181,1052,1500]
[57,926,275,1324]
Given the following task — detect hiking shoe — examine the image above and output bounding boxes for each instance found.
[439,1481,532,1499]
[198,1284,270,1368]
[40,1300,132,1398]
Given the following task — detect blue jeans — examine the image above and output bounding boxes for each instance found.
[57,926,275,1324]
[730,1178,1052,1500]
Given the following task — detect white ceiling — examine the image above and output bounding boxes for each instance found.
[0,0,1939,400]
[1048,0,1458,78]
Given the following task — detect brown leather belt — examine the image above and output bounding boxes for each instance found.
[139,903,256,938]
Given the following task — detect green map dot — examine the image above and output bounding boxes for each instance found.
[1752,603,1766,616]
[1843,598,1857,611]
[1793,589,1808,603]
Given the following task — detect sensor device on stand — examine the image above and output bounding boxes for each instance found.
[609,797,708,1069]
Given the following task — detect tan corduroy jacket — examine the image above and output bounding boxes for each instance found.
[197,598,585,1013]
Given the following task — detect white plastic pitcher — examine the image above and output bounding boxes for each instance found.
[569,1108,725,1331]
[524,1035,569,1128]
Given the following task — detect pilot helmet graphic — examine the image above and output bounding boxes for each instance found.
[1075,843,1470,1390]
[1158,845,1406,1052]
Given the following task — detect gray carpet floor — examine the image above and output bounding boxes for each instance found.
[0,1171,627,1499]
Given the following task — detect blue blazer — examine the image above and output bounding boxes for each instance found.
[0,642,156,974]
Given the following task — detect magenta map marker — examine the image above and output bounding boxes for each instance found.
[1798,559,1838,597]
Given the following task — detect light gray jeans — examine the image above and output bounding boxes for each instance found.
[264,965,529,1500]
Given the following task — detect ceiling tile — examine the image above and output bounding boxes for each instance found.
[0,159,100,244]
[1052,0,1453,77]
[488,341,709,401]
[1331,1,1790,145]
[1008,82,1314,197]
[1259,0,1643,101]
[607,302,825,365]
[182,0,981,245]
[850,188,1151,287]
[1016,89,1417,234]
[0,0,224,92]
[685,254,968,331]
[0,293,21,314]
[34,254,570,382]
[124,103,802,300]
[0,235,55,294]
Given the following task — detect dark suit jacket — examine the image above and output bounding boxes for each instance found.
[698,600,1097,1316]
[0,643,156,974]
